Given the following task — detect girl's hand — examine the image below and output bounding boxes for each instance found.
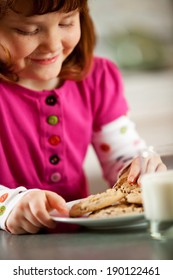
[127,155,167,185]
[5,190,69,234]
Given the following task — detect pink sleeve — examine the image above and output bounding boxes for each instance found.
[91,58,129,129]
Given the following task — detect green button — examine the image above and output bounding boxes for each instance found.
[47,115,58,125]
[120,126,128,134]
[0,206,6,216]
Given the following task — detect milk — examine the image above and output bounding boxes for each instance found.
[141,170,173,221]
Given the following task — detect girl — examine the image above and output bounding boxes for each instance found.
[0,0,165,234]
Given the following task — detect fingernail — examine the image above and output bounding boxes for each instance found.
[128,176,134,182]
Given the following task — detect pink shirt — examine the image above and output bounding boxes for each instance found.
[0,57,128,201]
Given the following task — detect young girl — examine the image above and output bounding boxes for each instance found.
[0,0,166,234]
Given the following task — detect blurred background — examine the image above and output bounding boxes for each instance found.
[84,0,173,193]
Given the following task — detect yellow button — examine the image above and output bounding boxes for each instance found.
[47,116,58,125]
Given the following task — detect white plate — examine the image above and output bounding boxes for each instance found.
[50,199,147,230]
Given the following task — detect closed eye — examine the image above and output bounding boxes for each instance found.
[59,23,73,28]
[14,28,39,36]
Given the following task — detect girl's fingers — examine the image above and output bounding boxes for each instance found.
[27,191,68,229]
[156,162,167,172]
[23,207,44,228]
[145,155,163,173]
[127,157,141,183]
[7,220,40,235]
[6,207,42,234]
[127,155,166,184]
[19,218,41,234]
[28,200,57,229]
[6,226,27,235]
[45,191,69,214]
[145,159,157,173]
[6,190,69,233]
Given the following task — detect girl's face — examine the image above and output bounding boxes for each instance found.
[0,6,81,88]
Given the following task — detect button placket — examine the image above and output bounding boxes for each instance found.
[45,93,62,182]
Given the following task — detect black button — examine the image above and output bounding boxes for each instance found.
[49,155,60,165]
[46,95,57,106]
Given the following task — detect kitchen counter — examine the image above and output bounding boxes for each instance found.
[0,224,173,260]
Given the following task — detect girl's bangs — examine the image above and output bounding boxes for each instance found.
[10,0,84,16]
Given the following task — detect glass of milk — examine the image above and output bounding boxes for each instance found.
[140,144,173,240]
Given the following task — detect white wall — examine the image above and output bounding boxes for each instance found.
[89,0,173,40]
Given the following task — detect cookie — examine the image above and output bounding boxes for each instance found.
[88,203,144,218]
[126,188,143,204]
[114,180,138,194]
[69,189,125,217]
[113,169,129,189]
[113,170,142,204]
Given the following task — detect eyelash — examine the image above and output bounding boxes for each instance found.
[14,21,73,35]
[15,29,39,36]
[59,22,73,28]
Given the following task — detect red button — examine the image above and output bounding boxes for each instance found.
[48,135,61,146]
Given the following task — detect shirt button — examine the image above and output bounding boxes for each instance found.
[48,135,61,146]
[51,172,61,182]
[49,155,60,165]
[46,95,57,106]
[47,115,58,125]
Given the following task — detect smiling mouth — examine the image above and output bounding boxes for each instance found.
[30,55,59,65]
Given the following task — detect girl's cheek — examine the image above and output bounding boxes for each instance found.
[64,28,81,47]
[9,37,39,58]
[11,45,38,60]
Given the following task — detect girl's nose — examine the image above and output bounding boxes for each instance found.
[39,29,62,53]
